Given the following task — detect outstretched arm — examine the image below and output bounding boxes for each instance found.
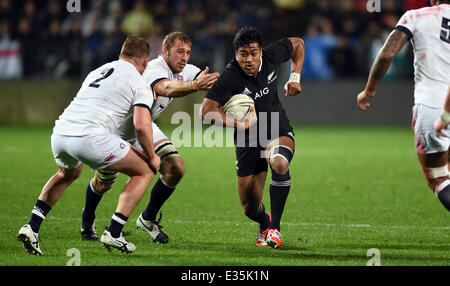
[154,66,219,98]
[284,37,305,96]
[357,29,409,110]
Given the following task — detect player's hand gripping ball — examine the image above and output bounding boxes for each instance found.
[221,94,255,121]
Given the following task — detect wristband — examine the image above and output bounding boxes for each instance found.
[287,72,301,83]
[440,109,450,124]
[191,79,199,91]
[284,72,301,90]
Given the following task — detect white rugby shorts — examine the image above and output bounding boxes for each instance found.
[127,122,168,151]
[51,132,130,170]
[412,104,450,154]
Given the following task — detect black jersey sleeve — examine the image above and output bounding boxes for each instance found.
[263,38,293,65]
[205,68,237,106]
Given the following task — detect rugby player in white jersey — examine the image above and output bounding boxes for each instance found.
[17,36,160,255]
[357,1,450,212]
[80,32,219,243]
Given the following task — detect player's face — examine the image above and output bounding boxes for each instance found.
[236,43,262,77]
[166,39,191,73]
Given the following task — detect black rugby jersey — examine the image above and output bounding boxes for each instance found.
[206,38,294,148]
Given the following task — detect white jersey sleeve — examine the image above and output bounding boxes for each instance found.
[180,63,202,82]
[395,4,450,108]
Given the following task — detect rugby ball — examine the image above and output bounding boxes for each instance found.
[221,94,254,121]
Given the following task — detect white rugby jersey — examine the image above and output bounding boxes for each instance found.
[142,55,201,120]
[53,59,154,136]
[395,4,450,108]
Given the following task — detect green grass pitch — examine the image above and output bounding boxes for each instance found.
[0,125,449,266]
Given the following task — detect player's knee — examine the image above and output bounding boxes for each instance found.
[157,140,183,184]
[270,157,289,176]
[59,167,82,182]
[94,170,118,194]
[268,145,293,176]
[424,165,449,191]
[162,160,185,187]
[170,160,185,181]
[93,179,113,194]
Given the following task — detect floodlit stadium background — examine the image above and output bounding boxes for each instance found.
[0,0,430,126]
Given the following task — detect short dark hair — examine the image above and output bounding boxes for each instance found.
[233,27,263,51]
[120,36,150,59]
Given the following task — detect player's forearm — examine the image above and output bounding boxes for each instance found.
[135,124,156,159]
[289,37,305,75]
[365,30,407,94]
[201,99,239,129]
[202,107,237,128]
[157,79,198,98]
[365,53,393,93]
[133,107,156,159]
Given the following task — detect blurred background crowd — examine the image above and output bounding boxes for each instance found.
[0,0,430,81]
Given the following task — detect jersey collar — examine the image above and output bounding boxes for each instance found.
[159,55,180,78]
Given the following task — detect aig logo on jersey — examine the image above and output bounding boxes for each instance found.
[255,87,269,99]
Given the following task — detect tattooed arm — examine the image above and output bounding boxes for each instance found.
[357,30,409,110]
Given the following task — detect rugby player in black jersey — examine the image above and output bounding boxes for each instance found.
[201,27,305,248]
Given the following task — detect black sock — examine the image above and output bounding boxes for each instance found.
[142,178,175,221]
[28,199,51,233]
[82,181,103,227]
[437,183,450,211]
[107,212,128,238]
[269,169,291,231]
[247,203,270,230]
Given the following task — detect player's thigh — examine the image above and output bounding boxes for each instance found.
[412,104,450,155]
[413,104,450,176]
[57,163,84,181]
[103,146,152,178]
[51,133,83,169]
[266,136,295,156]
[448,146,450,164]
[71,132,149,177]
[417,152,448,168]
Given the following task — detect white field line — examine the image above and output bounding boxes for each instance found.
[6,216,450,230]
